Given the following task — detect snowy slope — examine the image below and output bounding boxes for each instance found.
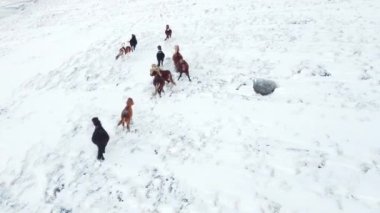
[1,0,380,212]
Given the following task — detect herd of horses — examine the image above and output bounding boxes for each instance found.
[150,45,191,97]
[116,25,191,131]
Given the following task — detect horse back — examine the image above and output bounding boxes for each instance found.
[160,70,171,78]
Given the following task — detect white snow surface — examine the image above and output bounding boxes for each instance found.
[1,0,380,212]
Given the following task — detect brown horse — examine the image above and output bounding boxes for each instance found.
[177,59,191,81]
[117,98,134,131]
[115,46,125,60]
[115,43,132,60]
[124,46,132,54]
[150,65,176,85]
[172,45,183,72]
[153,75,165,97]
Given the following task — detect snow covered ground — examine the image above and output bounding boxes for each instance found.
[1,0,380,212]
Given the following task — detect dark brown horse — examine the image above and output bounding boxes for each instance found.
[165,25,172,40]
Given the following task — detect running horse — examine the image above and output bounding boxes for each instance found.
[172,45,183,72]
[117,98,134,131]
[150,64,176,85]
[150,65,175,97]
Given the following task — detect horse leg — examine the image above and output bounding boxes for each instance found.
[122,118,127,129]
[154,84,160,96]
[186,72,191,82]
[164,76,170,83]
[159,85,164,97]
[126,119,131,131]
[178,72,182,80]
[169,74,176,85]
[118,116,126,127]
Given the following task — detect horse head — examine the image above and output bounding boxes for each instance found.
[150,69,162,77]
[150,64,162,77]
[174,45,179,52]
[127,97,134,106]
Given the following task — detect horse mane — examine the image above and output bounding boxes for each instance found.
[156,69,162,76]
[150,67,162,77]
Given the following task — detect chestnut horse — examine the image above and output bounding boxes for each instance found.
[153,75,165,97]
[115,43,132,60]
[115,46,125,60]
[150,65,176,85]
[117,98,134,131]
[177,59,191,81]
[172,45,183,72]
[124,46,132,54]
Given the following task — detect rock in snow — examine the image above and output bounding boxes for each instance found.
[253,78,277,95]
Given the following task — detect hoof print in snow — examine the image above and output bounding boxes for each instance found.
[360,71,371,80]
[360,163,371,173]
[236,83,247,90]
[312,69,331,77]
[294,63,331,77]
[253,79,277,95]
[59,208,72,213]
[0,108,7,116]
[318,162,325,169]
[46,183,65,203]
[116,191,124,202]
[54,184,65,196]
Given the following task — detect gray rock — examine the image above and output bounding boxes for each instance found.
[253,79,277,95]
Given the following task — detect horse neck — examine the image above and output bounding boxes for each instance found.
[175,52,182,59]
